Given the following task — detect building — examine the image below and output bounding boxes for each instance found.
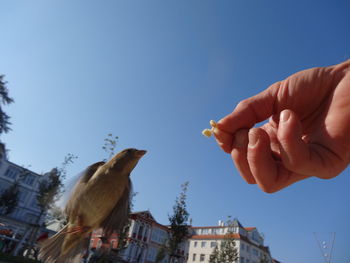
[90,210,188,263]
[187,219,272,263]
[0,143,50,254]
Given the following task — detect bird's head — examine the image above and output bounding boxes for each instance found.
[109,148,147,174]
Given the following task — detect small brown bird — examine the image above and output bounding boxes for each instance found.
[39,148,146,263]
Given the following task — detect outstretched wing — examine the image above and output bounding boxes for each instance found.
[100,178,132,237]
[65,161,105,219]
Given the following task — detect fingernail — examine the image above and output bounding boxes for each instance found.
[248,130,259,148]
[280,110,291,123]
[213,127,219,135]
[234,130,246,148]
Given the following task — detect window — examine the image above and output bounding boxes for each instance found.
[240,257,245,263]
[246,245,250,252]
[210,242,217,248]
[200,254,205,262]
[137,224,144,237]
[194,241,198,247]
[201,241,206,248]
[241,243,245,250]
[23,174,35,186]
[202,228,208,234]
[5,168,17,179]
[246,260,250,263]
[192,253,196,261]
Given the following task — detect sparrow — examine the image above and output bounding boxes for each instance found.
[39,148,146,263]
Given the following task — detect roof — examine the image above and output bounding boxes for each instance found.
[192,226,225,229]
[191,234,240,240]
[244,227,256,231]
[129,211,169,231]
[192,218,248,229]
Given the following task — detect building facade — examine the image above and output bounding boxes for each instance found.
[187,219,272,263]
[0,143,48,254]
[90,211,188,263]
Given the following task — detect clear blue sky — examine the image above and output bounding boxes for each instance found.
[1,1,349,262]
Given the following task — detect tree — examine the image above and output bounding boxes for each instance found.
[102,133,118,161]
[208,218,238,263]
[45,204,67,230]
[38,153,77,213]
[0,75,14,135]
[0,166,31,215]
[167,181,190,263]
[260,253,269,263]
[22,154,77,258]
[209,245,220,263]
[0,181,19,214]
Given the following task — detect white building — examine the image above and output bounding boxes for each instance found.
[187,219,272,263]
[0,143,49,254]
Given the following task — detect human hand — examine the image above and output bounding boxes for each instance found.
[214,60,350,193]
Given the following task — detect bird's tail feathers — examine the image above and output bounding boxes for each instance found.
[39,225,90,263]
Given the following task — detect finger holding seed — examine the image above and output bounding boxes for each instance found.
[202,120,217,137]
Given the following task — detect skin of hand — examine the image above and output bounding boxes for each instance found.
[214,60,350,193]
[39,148,146,263]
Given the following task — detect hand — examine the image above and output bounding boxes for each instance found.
[214,60,350,193]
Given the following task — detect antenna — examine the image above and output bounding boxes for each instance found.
[313,232,336,263]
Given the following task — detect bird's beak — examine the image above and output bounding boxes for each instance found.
[135,150,147,158]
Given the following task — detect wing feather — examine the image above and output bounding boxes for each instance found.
[100,178,132,237]
[65,161,105,219]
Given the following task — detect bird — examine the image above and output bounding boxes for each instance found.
[39,148,147,263]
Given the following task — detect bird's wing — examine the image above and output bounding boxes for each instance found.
[65,161,105,219]
[100,177,132,237]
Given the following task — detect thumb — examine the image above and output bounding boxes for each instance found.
[277,109,339,178]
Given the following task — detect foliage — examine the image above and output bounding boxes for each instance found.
[0,75,14,135]
[209,245,220,263]
[0,167,31,215]
[37,153,77,212]
[208,218,238,263]
[22,154,77,258]
[155,244,167,263]
[0,181,19,214]
[0,251,41,263]
[102,133,119,160]
[45,204,67,229]
[260,253,269,263]
[167,181,190,261]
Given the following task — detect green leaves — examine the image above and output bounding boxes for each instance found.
[168,182,190,258]
[208,218,238,263]
[0,75,14,134]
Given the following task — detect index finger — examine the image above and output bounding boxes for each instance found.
[215,82,279,151]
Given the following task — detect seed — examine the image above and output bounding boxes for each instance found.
[202,129,213,137]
